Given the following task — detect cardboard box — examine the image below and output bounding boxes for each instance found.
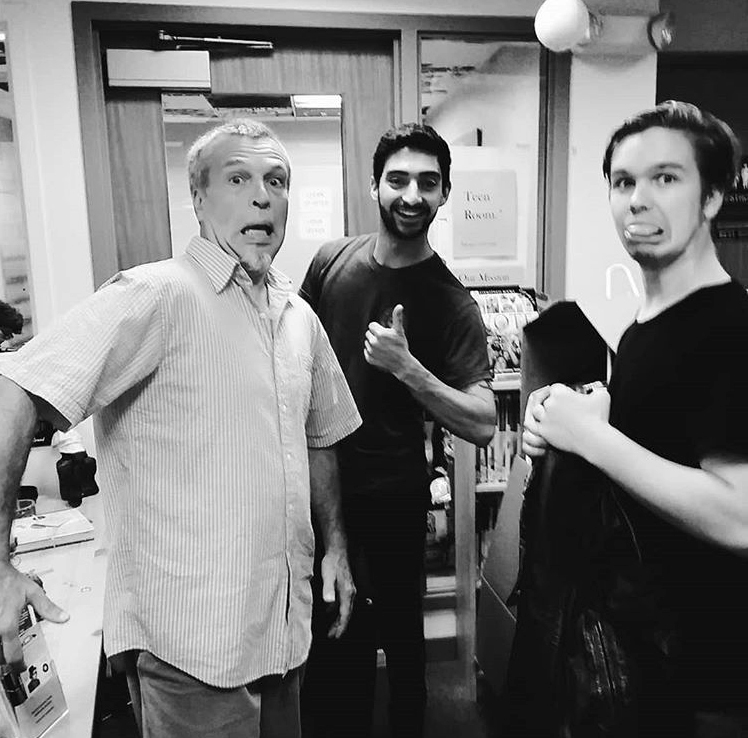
[480,455,531,603]
[476,577,517,697]
[476,456,532,696]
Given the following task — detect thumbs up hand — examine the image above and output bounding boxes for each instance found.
[390,304,405,337]
[364,304,413,379]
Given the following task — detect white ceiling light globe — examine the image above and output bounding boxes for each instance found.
[534,0,592,52]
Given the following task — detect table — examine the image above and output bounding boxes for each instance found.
[14,495,106,738]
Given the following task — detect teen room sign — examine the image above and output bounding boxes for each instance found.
[451,169,517,260]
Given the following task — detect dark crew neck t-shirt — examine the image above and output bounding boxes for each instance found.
[608,279,748,708]
[300,234,491,493]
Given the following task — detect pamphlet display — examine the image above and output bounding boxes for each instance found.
[1,608,68,738]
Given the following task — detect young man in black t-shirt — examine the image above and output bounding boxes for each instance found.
[299,124,495,738]
[524,102,748,735]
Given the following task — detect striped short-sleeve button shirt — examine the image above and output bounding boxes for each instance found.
[1,236,361,687]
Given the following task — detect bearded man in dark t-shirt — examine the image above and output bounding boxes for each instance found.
[524,101,748,736]
[299,123,495,738]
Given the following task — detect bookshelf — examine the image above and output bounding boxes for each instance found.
[491,375,521,391]
[476,480,506,494]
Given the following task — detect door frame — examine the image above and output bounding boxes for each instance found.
[72,2,569,293]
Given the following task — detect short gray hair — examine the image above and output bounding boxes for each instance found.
[186,118,291,194]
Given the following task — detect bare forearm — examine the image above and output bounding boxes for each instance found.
[0,377,38,561]
[308,446,346,553]
[582,422,748,553]
[397,360,495,446]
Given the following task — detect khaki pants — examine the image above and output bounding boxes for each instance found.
[124,651,302,738]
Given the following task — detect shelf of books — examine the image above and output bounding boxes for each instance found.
[491,374,520,391]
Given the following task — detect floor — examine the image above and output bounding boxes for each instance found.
[377,661,502,738]
[94,659,502,738]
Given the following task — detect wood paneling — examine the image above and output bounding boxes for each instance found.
[210,35,394,236]
[105,88,172,271]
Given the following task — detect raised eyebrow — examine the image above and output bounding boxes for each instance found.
[222,158,249,171]
[221,161,288,179]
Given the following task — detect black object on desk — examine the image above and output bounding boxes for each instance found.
[57,451,99,508]
[17,485,38,502]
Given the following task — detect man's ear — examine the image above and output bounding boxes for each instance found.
[703,188,724,221]
[440,184,451,207]
[370,175,379,202]
[192,188,204,219]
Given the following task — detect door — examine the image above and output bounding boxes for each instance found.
[101,27,395,278]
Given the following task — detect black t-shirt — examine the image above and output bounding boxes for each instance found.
[608,279,748,708]
[300,234,491,493]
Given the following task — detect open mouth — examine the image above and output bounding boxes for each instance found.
[241,223,273,236]
[394,208,428,219]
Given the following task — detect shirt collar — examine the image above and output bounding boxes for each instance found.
[185,235,294,301]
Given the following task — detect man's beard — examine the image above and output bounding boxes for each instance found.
[379,200,435,240]
[627,241,684,272]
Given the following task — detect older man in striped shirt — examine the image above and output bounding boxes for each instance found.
[0,120,361,738]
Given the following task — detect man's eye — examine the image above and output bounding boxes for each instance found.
[229,175,244,185]
[387,177,407,188]
[612,178,633,190]
[420,178,440,190]
[268,177,286,188]
[656,173,676,184]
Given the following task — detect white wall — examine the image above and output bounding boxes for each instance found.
[3,0,93,330]
[565,52,656,349]
[559,0,660,350]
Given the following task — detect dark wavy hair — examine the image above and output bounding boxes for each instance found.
[1,299,23,342]
[602,100,741,202]
[372,123,451,194]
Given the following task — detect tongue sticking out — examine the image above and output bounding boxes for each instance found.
[626,223,663,238]
[241,225,272,241]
